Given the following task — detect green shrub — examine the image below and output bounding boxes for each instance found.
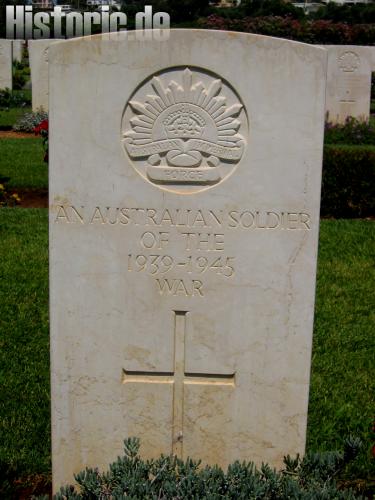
[13,109,48,133]
[52,437,364,499]
[0,89,30,109]
[321,145,375,218]
[13,63,28,90]
[12,71,26,91]
[12,62,30,91]
[325,118,375,146]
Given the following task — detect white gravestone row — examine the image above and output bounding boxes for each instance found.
[28,39,60,111]
[49,31,327,490]
[325,45,375,124]
[29,40,375,123]
[0,39,13,90]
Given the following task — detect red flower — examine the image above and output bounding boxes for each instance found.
[39,119,48,131]
[34,119,48,136]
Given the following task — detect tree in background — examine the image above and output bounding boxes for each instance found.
[239,0,304,19]
[121,0,210,24]
[311,2,375,24]
[215,0,305,20]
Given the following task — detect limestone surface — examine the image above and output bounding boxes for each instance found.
[325,45,375,124]
[0,39,13,90]
[49,31,327,490]
[12,40,24,63]
[29,39,60,111]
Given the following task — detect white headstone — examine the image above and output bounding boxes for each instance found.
[0,39,13,90]
[49,31,327,490]
[12,40,24,63]
[29,39,59,111]
[325,45,375,124]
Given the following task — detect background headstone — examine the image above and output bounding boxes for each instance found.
[325,45,375,124]
[0,39,13,90]
[49,31,327,490]
[29,39,60,111]
[12,40,24,63]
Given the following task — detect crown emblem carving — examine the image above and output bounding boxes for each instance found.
[163,105,206,139]
[338,51,360,73]
[122,67,247,194]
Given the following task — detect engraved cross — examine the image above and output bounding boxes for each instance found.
[122,311,235,457]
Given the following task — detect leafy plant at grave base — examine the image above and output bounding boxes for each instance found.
[325,117,375,146]
[0,177,21,207]
[49,436,366,499]
[34,118,49,163]
[0,88,31,109]
[13,109,48,133]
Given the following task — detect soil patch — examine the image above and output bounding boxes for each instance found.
[17,188,48,208]
[0,131,34,139]
[10,474,51,500]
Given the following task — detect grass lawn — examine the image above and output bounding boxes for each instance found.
[0,209,50,487]
[0,107,31,129]
[0,211,374,492]
[0,138,47,189]
[0,90,31,129]
[307,219,375,478]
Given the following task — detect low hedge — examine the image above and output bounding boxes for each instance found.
[51,437,364,499]
[321,145,375,218]
[325,118,375,147]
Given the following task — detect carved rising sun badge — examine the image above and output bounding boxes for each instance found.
[121,67,248,194]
